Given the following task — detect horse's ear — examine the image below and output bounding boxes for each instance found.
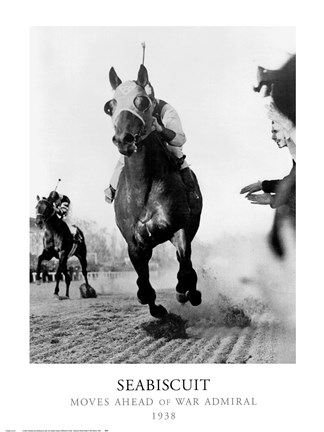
[36,195,40,201]
[109,67,122,90]
[137,64,149,88]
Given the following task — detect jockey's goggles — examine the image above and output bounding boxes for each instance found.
[104,95,152,117]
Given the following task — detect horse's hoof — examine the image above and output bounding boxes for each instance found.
[79,283,97,299]
[53,293,59,299]
[36,280,41,286]
[187,290,202,306]
[88,287,97,298]
[149,304,168,319]
[137,297,146,305]
[176,292,189,304]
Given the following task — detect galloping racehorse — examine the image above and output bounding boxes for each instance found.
[35,196,96,299]
[105,65,203,318]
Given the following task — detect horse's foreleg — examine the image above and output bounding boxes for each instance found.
[128,244,167,318]
[75,249,89,286]
[171,229,201,306]
[128,245,154,303]
[36,254,44,285]
[36,249,53,285]
[55,252,70,297]
[62,263,71,298]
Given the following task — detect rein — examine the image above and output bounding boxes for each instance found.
[133,124,147,150]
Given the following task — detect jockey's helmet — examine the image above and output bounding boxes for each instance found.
[48,190,60,203]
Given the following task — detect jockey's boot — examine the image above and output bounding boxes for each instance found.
[104,185,116,204]
[180,167,200,201]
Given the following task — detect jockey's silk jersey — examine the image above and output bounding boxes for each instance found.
[153,99,186,147]
[57,194,70,206]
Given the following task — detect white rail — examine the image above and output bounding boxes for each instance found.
[31,271,137,283]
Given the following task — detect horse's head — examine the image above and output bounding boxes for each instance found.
[104,65,154,156]
[35,195,54,229]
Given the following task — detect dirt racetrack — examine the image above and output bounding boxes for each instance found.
[30,242,296,364]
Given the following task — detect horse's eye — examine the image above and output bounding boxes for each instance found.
[104,99,117,116]
[134,95,151,112]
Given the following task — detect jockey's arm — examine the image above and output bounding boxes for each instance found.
[55,195,70,217]
[269,164,296,209]
[160,103,186,147]
[60,201,70,213]
[261,179,281,194]
[53,204,64,218]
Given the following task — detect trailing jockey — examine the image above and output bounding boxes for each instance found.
[47,190,82,243]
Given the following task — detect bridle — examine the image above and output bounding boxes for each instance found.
[127,120,146,152]
[105,84,153,151]
[112,110,149,153]
[36,199,56,223]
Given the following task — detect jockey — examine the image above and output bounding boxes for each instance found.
[47,191,71,218]
[47,191,81,243]
[105,82,199,203]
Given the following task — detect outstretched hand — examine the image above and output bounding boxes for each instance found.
[246,193,272,205]
[240,181,262,196]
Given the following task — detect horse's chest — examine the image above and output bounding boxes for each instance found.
[116,179,177,244]
[134,202,171,244]
[53,233,63,250]
[43,229,63,251]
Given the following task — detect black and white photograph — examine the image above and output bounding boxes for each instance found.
[30,26,295,364]
[1,1,323,431]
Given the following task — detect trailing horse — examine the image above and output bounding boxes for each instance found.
[105,64,203,318]
[35,196,96,299]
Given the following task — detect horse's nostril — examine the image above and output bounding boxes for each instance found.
[124,133,135,144]
[113,133,135,146]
